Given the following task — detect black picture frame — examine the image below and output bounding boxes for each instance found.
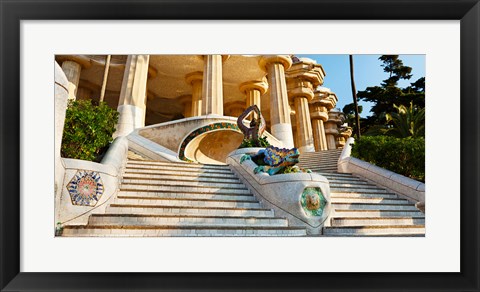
[1,0,479,291]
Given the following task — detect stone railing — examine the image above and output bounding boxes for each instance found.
[338,137,425,208]
[55,136,129,227]
[227,148,331,235]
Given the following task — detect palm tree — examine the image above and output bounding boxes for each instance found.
[385,102,425,138]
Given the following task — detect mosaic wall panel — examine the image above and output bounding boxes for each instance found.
[178,122,241,162]
[300,187,327,217]
[66,170,104,206]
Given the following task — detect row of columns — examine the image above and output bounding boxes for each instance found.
[60,54,348,151]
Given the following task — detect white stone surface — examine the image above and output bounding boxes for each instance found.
[54,61,69,221]
[227,148,331,235]
[115,104,145,137]
[127,131,181,162]
[56,137,129,225]
[271,123,294,148]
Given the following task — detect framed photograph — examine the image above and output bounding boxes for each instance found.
[1,0,479,291]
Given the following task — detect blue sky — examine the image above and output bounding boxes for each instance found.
[297,55,425,117]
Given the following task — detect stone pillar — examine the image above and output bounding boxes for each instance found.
[62,61,81,100]
[324,106,343,150]
[286,58,325,153]
[179,95,193,118]
[185,71,203,117]
[57,55,91,101]
[201,55,228,115]
[310,87,334,151]
[259,55,294,148]
[240,77,268,111]
[115,55,150,137]
[336,126,353,148]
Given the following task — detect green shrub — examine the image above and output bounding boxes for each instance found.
[61,100,119,162]
[238,136,270,148]
[351,136,425,182]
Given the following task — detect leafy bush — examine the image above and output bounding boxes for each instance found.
[61,100,119,162]
[239,136,270,148]
[351,136,425,182]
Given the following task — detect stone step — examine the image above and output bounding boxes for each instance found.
[124,168,238,178]
[331,217,425,226]
[332,203,418,211]
[122,173,241,183]
[120,184,251,195]
[329,183,378,188]
[126,164,233,174]
[332,210,424,217]
[106,205,275,217]
[62,225,307,237]
[88,214,288,227]
[113,197,262,209]
[121,179,246,190]
[128,160,230,170]
[327,180,371,185]
[330,188,392,194]
[331,197,410,204]
[330,193,399,199]
[322,176,365,182]
[299,161,338,163]
[317,173,354,178]
[323,225,425,236]
[119,191,257,201]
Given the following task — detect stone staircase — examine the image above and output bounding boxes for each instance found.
[62,160,306,237]
[298,149,425,236]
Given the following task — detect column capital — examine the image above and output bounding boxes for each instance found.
[286,60,325,87]
[259,55,293,72]
[288,86,314,101]
[312,87,337,110]
[185,71,203,85]
[56,55,92,69]
[327,111,345,126]
[239,77,268,95]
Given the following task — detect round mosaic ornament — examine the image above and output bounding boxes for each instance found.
[66,170,104,206]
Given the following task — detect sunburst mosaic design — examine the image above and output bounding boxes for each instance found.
[178,122,241,162]
[300,187,327,217]
[66,170,104,206]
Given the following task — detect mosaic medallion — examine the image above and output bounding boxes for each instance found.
[300,187,327,217]
[178,122,241,162]
[66,170,104,206]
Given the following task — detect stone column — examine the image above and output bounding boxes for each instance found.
[115,55,150,137]
[239,77,268,111]
[324,99,343,150]
[336,126,353,148]
[201,55,228,115]
[57,55,91,101]
[286,58,325,153]
[259,55,294,148]
[310,87,334,151]
[185,71,203,117]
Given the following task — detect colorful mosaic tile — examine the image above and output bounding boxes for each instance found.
[66,170,104,207]
[178,122,241,162]
[300,187,327,217]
